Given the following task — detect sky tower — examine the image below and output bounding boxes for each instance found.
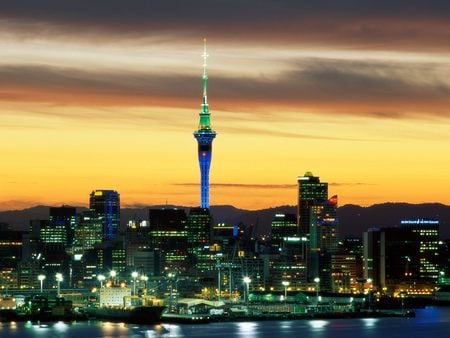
[194,39,216,209]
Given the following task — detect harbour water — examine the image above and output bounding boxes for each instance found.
[1,307,449,338]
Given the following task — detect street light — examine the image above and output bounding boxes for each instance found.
[314,277,320,308]
[282,281,290,304]
[38,274,46,293]
[243,277,251,305]
[367,278,373,311]
[131,271,139,295]
[140,275,148,291]
[110,270,117,285]
[55,273,63,297]
[98,274,106,288]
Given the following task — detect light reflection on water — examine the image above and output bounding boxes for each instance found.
[309,319,329,330]
[1,308,450,338]
[361,317,379,327]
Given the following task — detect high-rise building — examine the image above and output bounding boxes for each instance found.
[187,207,212,273]
[89,190,120,240]
[297,172,338,290]
[363,219,441,294]
[149,209,188,273]
[74,210,103,250]
[309,196,339,290]
[0,226,24,289]
[193,39,216,209]
[49,206,77,246]
[270,213,298,252]
[297,172,328,237]
[71,210,103,288]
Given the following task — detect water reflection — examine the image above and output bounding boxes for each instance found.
[237,322,258,336]
[361,318,379,328]
[3,308,450,338]
[309,320,329,330]
[53,321,69,332]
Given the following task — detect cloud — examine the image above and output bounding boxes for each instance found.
[329,182,375,187]
[174,183,296,189]
[222,126,370,141]
[1,57,449,120]
[0,1,449,50]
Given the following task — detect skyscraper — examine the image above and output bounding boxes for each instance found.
[297,172,338,290]
[149,208,188,273]
[270,213,298,252]
[297,172,328,236]
[89,190,120,241]
[187,207,212,273]
[193,39,216,209]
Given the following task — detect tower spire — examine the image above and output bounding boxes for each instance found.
[202,38,209,111]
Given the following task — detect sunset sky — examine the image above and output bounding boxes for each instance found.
[0,1,449,210]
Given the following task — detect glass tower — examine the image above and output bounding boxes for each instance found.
[89,190,120,241]
[297,172,328,237]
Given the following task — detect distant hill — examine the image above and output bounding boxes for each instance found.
[1,203,449,239]
[337,203,450,239]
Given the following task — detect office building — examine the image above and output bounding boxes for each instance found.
[89,190,120,240]
[297,172,328,237]
[187,207,212,273]
[363,219,440,294]
[270,213,298,252]
[149,209,188,273]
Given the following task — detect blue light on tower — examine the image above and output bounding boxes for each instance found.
[193,39,216,209]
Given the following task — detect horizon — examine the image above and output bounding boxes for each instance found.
[1,201,449,213]
[1,1,449,210]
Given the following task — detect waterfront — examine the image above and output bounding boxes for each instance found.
[0,307,450,338]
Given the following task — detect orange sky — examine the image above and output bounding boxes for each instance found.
[0,1,449,210]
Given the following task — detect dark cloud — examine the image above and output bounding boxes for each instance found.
[222,126,370,142]
[1,57,449,119]
[329,182,374,187]
[175,182,372,189]
[0,1,449,49]
[174,183,296,189]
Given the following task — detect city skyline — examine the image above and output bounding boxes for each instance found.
[1,1,449,210]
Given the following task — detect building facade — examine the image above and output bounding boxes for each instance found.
[89,190,120,241]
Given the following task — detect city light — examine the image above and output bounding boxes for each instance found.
[37,275,46,293]
[55,273,63,297]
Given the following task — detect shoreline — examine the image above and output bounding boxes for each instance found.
[1,308,416,325]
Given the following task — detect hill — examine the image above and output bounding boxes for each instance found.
[1,203,449,239]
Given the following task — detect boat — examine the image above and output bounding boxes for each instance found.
[86,305,166,324]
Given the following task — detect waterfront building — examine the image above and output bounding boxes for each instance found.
[332,237,364,293]
[89,190,120,241]
[331,254,360,293]
[363,219,441,294]
[193,39,216,209]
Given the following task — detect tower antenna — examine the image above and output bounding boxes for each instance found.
[202,38,208,107]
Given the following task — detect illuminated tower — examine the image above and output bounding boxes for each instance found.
[194,39,216,209]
